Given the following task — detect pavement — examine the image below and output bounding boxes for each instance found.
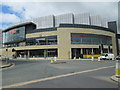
[2,59,118,88]
[111,75,120,82]
[16,66,118,88]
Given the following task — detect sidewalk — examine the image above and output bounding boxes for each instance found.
[111,75,120,82]
[11,57,99,61]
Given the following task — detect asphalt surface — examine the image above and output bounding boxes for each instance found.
[17,67,118,88]
[2,59,118,88]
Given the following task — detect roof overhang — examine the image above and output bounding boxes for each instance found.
[3,22,36,32]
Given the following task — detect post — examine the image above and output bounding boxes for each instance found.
[116,60,120,78]
[46,37,48,59]
[99,44,103,54]
[44,50,47,59]
[108,45,110,53]
[75,49,77,59]
[86,49,88,59]
[92,48,94,61]
[27,50,30,60]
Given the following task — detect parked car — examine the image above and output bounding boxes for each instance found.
[116,55,120,60]
[99,53,114,60]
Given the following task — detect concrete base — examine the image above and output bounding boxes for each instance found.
[0,63,14,69]
[111,75,120,82]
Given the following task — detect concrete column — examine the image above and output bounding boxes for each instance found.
[28,50,30,58]
[81,48,83,54]
[92,48,94,55]
[112,35,117,57]
[108,46,110,53]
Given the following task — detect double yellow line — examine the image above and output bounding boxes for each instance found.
[2,65,114,88]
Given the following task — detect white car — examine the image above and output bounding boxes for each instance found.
[116,55,120,60]
[99,53,114,60]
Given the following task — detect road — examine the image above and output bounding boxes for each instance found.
[2,59,119,88]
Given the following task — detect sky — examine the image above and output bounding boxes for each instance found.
[0,0,119,33]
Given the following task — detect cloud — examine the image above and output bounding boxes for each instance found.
[0,13,21,23]
[2,2,118,21]
[0,2,118,29]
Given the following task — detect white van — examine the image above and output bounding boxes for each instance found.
[99,53,114,60]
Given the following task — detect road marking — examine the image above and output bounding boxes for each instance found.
[2,65,114,88]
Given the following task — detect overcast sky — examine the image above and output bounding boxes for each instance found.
[0,1,119,33]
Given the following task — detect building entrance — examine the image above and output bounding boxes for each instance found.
[71,48,82,59]
[71,48,104,59]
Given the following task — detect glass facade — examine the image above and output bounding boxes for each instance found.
[26,28,57,34]
[71,48,112,59]
[26,36,57,46]
[16,49,58,58]
[3,26,25,44]
[71,33,112,45]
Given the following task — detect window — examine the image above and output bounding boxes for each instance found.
[71,33,112,45]
[26,36,57,46]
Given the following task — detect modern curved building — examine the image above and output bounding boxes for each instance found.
[2,13,118,59]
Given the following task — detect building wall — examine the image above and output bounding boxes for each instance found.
[90,15,108,28]
[55,13,73,27]
[74,13,90,25]
[31,15,54,29]
[90,15,102,27]
[57,28,116,59]
[2,27,116,59]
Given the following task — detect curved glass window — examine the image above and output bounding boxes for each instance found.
[71,33,112,45]
[3,26,25,44]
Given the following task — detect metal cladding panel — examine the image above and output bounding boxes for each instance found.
[101,18,108,28]
[32,15,54,29]
[90,15,102,27]
[74,13,90,25]
[108,21,117,33]
[55,13,73,27]
[118,1,120,34]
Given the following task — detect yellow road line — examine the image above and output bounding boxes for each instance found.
[2,65,114,88]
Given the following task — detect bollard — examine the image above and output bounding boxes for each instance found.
[116,60,120,78]
[54,56,57,62]
[98,57,101,61]
[74,57,76,60]
[92,56,94,61]
[50,60,54,63]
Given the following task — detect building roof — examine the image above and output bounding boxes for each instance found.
[3,22,35,32]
